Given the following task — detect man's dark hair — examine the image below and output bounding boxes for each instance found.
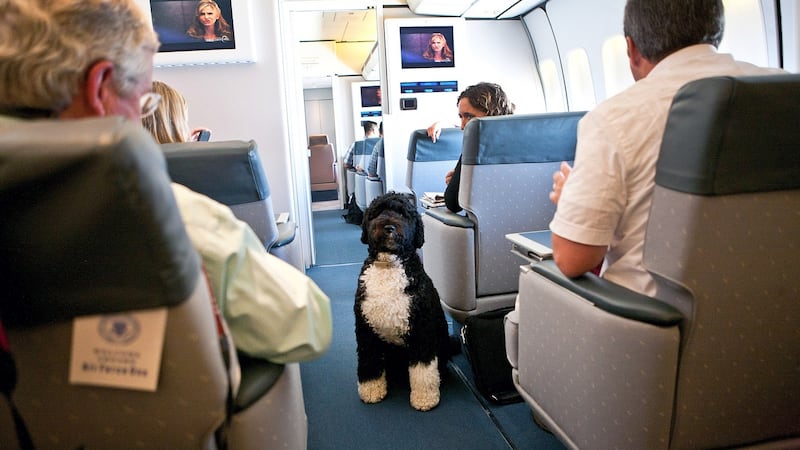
[363,121,377,135]
[623,0,724,63]
[457,82,515,117]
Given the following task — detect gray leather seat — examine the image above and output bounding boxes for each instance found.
[508,74,800,449]
[365,137,385,207]
[353,137,380,211]
[0,117,307,449]
[308,134,338,192]
[405,128,463,211]
[422,112,584,322]
[161,140,296,261]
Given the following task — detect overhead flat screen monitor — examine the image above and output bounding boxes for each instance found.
[149,0,236,52]
[360,85,382,108]
[399,26,455,69]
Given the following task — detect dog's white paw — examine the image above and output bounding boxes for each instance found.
[358,373,387,404]
[410,388,440,411]
[409,359,440,411]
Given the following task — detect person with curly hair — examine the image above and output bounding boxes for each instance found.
[427,82,515,213]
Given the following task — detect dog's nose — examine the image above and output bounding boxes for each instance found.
[384,224,396,233]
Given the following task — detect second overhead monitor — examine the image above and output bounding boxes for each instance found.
[384,17,465,115]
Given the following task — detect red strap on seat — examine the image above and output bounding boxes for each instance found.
[0,319,8,352]
[202,270,226,339]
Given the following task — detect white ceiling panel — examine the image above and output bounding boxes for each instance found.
[293,9,377,43]
[407,0,476,17]
[462,0,519,18]
[498,0,548,18]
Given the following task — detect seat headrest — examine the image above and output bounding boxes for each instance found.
[657,74,800,195]
[461,112,585,165]
[354,138,380,156]
[406,128,463,162]
[309,134,329,147]
[364,137,380,151]
[0,117,199,327]
[161,140,271,205]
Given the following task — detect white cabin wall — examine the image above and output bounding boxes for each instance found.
[533,0,628,109]
[153,0,305,269]
[379,12,544,195]
[331,77,361,162]
[460,20,546,116]
[526,0,788,115]
[783,0,800,72]
[304,88,337,145]
[525,9,567,112]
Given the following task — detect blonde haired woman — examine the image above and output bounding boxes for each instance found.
[142,81,210,143]
[422,32,453,62]
[186,0,232,42]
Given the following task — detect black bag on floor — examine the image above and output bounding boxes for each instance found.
[461,307,522,404]
[342,193,363,225]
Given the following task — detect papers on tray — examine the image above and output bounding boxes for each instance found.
[420,192,445,208]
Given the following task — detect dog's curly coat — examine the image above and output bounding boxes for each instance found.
[354,192,450,411]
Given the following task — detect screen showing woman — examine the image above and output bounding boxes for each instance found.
[399,26,455,69]
[149,0,236,52]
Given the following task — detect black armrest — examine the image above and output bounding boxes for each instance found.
[233,351,285,413]
[423,207,475,228]
[274,221,295,248]
[531,260,683,327]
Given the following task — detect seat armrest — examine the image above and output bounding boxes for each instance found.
[233,352,285,413]
[274,220,295,248]
[423,207,475,228]
[531,260,683,326]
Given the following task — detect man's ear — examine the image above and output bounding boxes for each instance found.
[83,60,115,116]
[626,37,641,66]
[625,36,654,81]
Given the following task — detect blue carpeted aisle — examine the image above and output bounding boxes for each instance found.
[311,209,367,266]
[302,209,564,449]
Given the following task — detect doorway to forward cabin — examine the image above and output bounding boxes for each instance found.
[282,2,380,266]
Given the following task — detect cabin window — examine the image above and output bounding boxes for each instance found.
[601,35,633,98]
[566,48,596,111]
[718,0,769,66]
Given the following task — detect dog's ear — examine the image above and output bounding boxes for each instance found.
[360,207,370,245]
[412,203,425,249]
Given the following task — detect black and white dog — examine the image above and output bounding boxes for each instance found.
[355,192,450,411]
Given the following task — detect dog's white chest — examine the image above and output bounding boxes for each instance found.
[360,256,411,345]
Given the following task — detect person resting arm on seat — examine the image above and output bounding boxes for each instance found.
[548,0,784,296]
[427,82,514,213]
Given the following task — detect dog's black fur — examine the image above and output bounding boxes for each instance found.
[354,192,450,411]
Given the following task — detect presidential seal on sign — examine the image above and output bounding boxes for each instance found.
[98,315,141,345]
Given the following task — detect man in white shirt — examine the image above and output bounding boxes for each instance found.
[0,0,332,364]
[549,0,784,296]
